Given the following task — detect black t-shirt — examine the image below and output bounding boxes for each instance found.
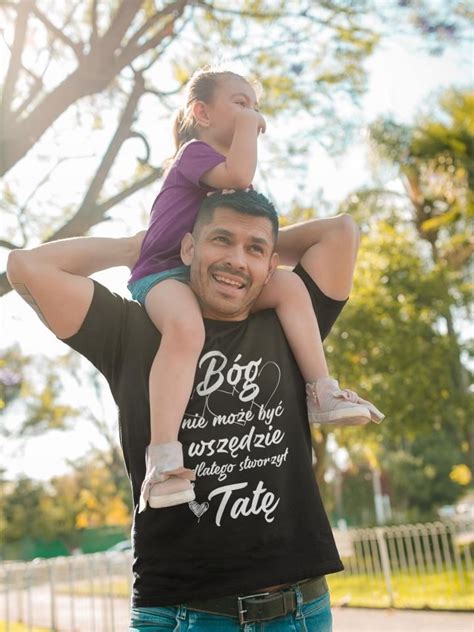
[65,264,345,606]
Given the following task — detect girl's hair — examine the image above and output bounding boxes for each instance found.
[172,68,255,155]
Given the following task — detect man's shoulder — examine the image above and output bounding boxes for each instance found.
[66,280,155,344]
[92,280,144,315]
[61,280,160,387]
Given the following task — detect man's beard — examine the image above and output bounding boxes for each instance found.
[191,263,262,320]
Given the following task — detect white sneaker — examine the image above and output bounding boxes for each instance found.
[138,441,195,512]
[306,377,385,426]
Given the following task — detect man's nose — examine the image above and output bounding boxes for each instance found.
[224,245,247,270]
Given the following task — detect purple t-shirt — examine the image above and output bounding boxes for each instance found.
[129,140,226,282]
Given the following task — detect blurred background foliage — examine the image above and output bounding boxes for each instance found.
[0,0,472,556]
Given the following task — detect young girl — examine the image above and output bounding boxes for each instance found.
[129,68,384,512]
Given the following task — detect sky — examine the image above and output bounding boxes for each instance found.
[0,30,472,481]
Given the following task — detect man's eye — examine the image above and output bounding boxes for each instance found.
[215,236,229,243]
[236,101,247,107]
[250,245,264,254]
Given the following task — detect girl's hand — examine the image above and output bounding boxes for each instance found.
[256,112,266,135]
[236,108,266,135]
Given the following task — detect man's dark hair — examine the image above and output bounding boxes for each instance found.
[194,189,279,243]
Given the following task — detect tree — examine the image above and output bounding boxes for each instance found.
[0,449,131,554]
[0,477,47,543]
[0,345,80,436]
[369,89,473,272]
[1,3,471,519]
[0,346,24,412]
[383,430,467,522]
[366,87,473,462]
[3,1,469,295]
[277,166,472,496]
[280,178,471,518]
[380,0,473,54]
[62,454,131,529]
[299,88,473,518]
[1,0,383,295]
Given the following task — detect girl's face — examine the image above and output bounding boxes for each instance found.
[202,76,259,147]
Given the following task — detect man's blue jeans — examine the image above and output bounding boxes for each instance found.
[129,589,332,631]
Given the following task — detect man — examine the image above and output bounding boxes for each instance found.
[7,189,361,631]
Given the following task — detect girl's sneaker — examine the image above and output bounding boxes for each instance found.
[139,441,196,512]
[306,377,384,426]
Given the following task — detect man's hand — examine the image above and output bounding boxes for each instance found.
[277,214,360,301]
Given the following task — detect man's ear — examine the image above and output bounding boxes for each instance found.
[181,233,195,265]
[263,252,279,286]
[191,101,210,128]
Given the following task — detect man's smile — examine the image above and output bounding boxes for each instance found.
[211,269,248,291]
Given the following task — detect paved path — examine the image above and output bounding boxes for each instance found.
[0,587,130,631]
[2,589,473,631]
[332,606,474,632]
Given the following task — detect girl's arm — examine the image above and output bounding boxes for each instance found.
[200,109,265,189]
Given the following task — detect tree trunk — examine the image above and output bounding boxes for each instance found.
[311,427,329,490]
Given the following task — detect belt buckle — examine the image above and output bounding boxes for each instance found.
[237,591,270,625]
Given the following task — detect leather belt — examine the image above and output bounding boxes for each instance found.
[185,576,328,625]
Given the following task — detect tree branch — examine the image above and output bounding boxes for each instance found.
[16,155,93,240]
[31,5,84,58]
[195,0,285,20]
[96,167,162,216]
[196,0,356,29]
[0,2,186,177]
[118,19,178,70]
[128,130,151,164]
[0,1,195,178]
[1,0,33,117]
[90,0,99,46]
[0,240,21,251]
[100,0,143,54]
[0,77,161,297]
[125,0,188,49]
[12,68,43,119]
[1,68,95,175]
[135,12,192,73]
[46,73,146,241]
[145,86,184,98]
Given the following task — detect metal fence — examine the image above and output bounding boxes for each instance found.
[331,518,474,610]
[1,552,132,631]
[1,520,473,631]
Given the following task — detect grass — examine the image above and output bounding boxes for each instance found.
[0,623,49,632]
[327,569,474,610]
[57,577,130,598]
[56,570,474,611]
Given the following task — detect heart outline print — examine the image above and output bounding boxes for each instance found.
[203,360,281,422]
[189,499,209,522]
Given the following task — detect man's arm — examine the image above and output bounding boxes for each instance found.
[6,234,142,339]
[277,214,360,301]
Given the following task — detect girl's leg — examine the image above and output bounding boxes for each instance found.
[139,280,205,510]
[145,280,205,444]
[253,270,328,382]
[254,270,383,426]
[254,269,328,381]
